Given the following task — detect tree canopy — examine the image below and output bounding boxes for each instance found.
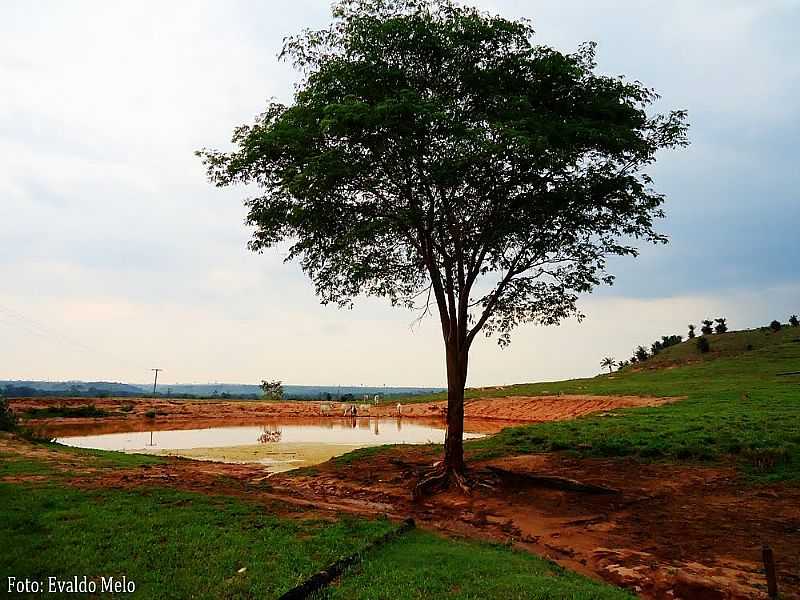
[200,0,686,350]
[199,0,688,480]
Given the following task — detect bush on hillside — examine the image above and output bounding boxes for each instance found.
[688,324,696,339]
[701,320,714,335]
[790,315,799,328]
[661,334,683,348]
[696,337,710,354]
[634,346,649,362]
[714,317,728,334]
[770,320,782,332]
[0,397,17,431]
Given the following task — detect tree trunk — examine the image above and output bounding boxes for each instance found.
[443,344,467,474]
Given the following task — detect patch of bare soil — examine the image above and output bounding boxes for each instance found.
[11,393,680,429]
[276,450,799,599]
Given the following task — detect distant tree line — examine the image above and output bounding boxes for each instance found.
[0,385,261,401]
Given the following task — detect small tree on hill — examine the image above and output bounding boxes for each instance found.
[600,357,616,373]
[769,320,782,332]
[688,324,696,339]
[701,320,714,335]
[789,315,799,328]
[696,336,710,354]
[199,0,688,490]
[616,360,630,370]
[261,380,284,400]
[634,346,650,362]
[714,317,728,334]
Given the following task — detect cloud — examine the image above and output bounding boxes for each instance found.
[1,0,798,385]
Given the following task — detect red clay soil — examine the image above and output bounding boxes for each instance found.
[3,432,796,600]
[10,394,678,428]
[274,450,799,599]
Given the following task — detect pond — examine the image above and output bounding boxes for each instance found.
[51,417,487,472]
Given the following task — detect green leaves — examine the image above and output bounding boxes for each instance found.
[199,0,688,347]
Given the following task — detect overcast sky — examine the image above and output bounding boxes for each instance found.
[2,0,798,388]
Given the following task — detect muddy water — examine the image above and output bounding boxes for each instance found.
[53,417,486,472]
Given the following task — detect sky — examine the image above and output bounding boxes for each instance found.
[1,0,798,388]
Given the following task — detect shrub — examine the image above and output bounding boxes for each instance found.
[144,410,157,419]
[0,397,17,431]
[661,334,682,348]
[700,320,714,335]
[23,404,107,419]
[696,337,710,354]
[770,320,782,332]
[790,315,799,328]
[120,403,135,413]
[687,324,696,339]
[634,345,649,362]
[714,317,728,334]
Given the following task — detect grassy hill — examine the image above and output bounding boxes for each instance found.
[411,326,800,482]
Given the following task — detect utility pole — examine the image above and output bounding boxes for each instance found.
[151,368,163,395]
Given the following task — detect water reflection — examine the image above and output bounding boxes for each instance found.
[54,417,484,453]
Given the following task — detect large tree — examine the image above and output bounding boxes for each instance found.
[199,0,688,493]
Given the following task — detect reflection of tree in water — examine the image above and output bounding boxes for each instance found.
[257,426,282,443]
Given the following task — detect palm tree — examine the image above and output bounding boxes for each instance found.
[600,357,616,373]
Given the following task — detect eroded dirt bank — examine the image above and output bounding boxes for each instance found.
[10,393,678,428]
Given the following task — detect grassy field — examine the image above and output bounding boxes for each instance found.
[385,327,800,481]
[0,483,395,599]
[463,327,800,481]
[0,447,629,599]
[320,529,633,600]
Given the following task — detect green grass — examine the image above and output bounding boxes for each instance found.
[0,482,395,599]
[0,457,57,476]
[52,443,166,467]
[0,480,631,599]
[319,530,633,600]
[464,329,800,481]
[331,445,401,466]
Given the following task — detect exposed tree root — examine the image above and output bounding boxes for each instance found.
[412,464,620,501]
[485,466,620,494]
[412,465,491,501]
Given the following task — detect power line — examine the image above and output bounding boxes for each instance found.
[0,302,153,377]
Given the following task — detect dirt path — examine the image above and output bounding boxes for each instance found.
[2,434,796,599]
